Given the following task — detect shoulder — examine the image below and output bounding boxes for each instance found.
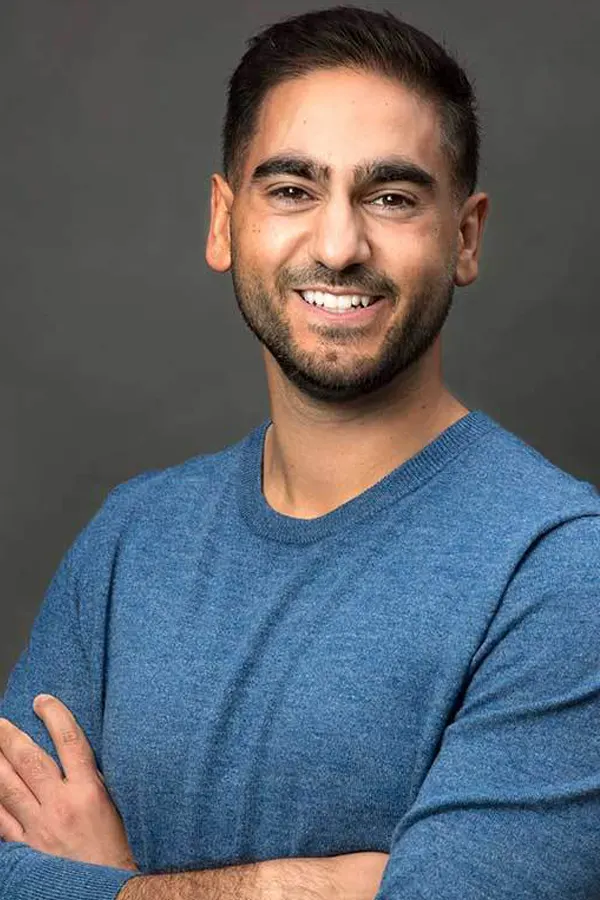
[104,439,242,512]
[508,513,600,597]
[67,429,253,572]
[455,412,599,534]
[470,512,600,673]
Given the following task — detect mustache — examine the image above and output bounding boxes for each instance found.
[278,266,397,298]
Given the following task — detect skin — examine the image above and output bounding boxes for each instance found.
[0,696,138,871]
[206,67,488,518]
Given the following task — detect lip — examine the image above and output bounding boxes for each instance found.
[292,289,389,323]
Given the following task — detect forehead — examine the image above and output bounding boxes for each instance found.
[245,67,447,185]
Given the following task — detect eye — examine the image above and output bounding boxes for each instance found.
[268,186,312,204]
[369,193,415,211]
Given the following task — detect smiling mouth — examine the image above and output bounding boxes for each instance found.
[296,289,383,312]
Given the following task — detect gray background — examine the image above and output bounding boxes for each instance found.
[1,0,599,687]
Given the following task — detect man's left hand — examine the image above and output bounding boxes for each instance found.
[0,695,138,871]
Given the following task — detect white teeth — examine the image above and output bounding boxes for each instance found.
[300,290,376,311]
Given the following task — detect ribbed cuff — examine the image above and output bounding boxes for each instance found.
[2,844,139,900]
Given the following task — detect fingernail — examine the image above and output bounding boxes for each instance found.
[34,694,53,706]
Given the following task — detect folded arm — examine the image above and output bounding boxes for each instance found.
[372,517,600,900]
[0,545,140,900]
[117,853,388,900]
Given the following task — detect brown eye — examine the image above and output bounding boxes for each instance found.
[269,186,311,203]
[370,193,415,209]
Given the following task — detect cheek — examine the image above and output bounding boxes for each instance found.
[261,217,302,258]
[385,230,448,288]
[234,215,296,270]
[414,216,456,278]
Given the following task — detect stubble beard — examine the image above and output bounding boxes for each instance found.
[230,249,457,404]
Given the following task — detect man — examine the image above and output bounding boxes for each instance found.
[1,6,599,899]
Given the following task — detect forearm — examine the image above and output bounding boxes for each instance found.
[117,852,388,900]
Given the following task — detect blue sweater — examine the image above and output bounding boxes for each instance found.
[2,410,600,900]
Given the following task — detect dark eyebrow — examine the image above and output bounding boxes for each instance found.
[353,157,436,193]
[250,155,329,184]
[250,153,437,193]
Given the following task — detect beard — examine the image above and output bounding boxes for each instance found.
[230,247,457,404]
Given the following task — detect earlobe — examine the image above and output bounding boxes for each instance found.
[454,192,489,287]
[205,173,234,273]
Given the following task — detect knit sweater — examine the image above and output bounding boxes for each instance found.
[1,410,600,900]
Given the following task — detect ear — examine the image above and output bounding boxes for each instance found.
[205,173,234,272]
[454,192,489,287]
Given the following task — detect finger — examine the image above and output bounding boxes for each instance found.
[0,718,62,803]
[33,695,98,782]
[0,749,40,827]
[0,801,25,843]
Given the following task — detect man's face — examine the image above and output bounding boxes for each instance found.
[218,68,468,403]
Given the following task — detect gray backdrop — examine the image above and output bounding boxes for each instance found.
[1,0,599,687]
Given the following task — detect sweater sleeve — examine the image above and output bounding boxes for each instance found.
[375,515,600,900]
[0,513,141,900]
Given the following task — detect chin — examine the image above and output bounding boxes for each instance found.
[275,353,405,404]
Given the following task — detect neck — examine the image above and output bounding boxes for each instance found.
[261,344,469,519]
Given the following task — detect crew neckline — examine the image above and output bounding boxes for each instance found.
[237,410,495,544]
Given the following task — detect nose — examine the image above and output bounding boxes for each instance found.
[309,194,372,271]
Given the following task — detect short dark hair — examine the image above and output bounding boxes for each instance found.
[222,6,480,203]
